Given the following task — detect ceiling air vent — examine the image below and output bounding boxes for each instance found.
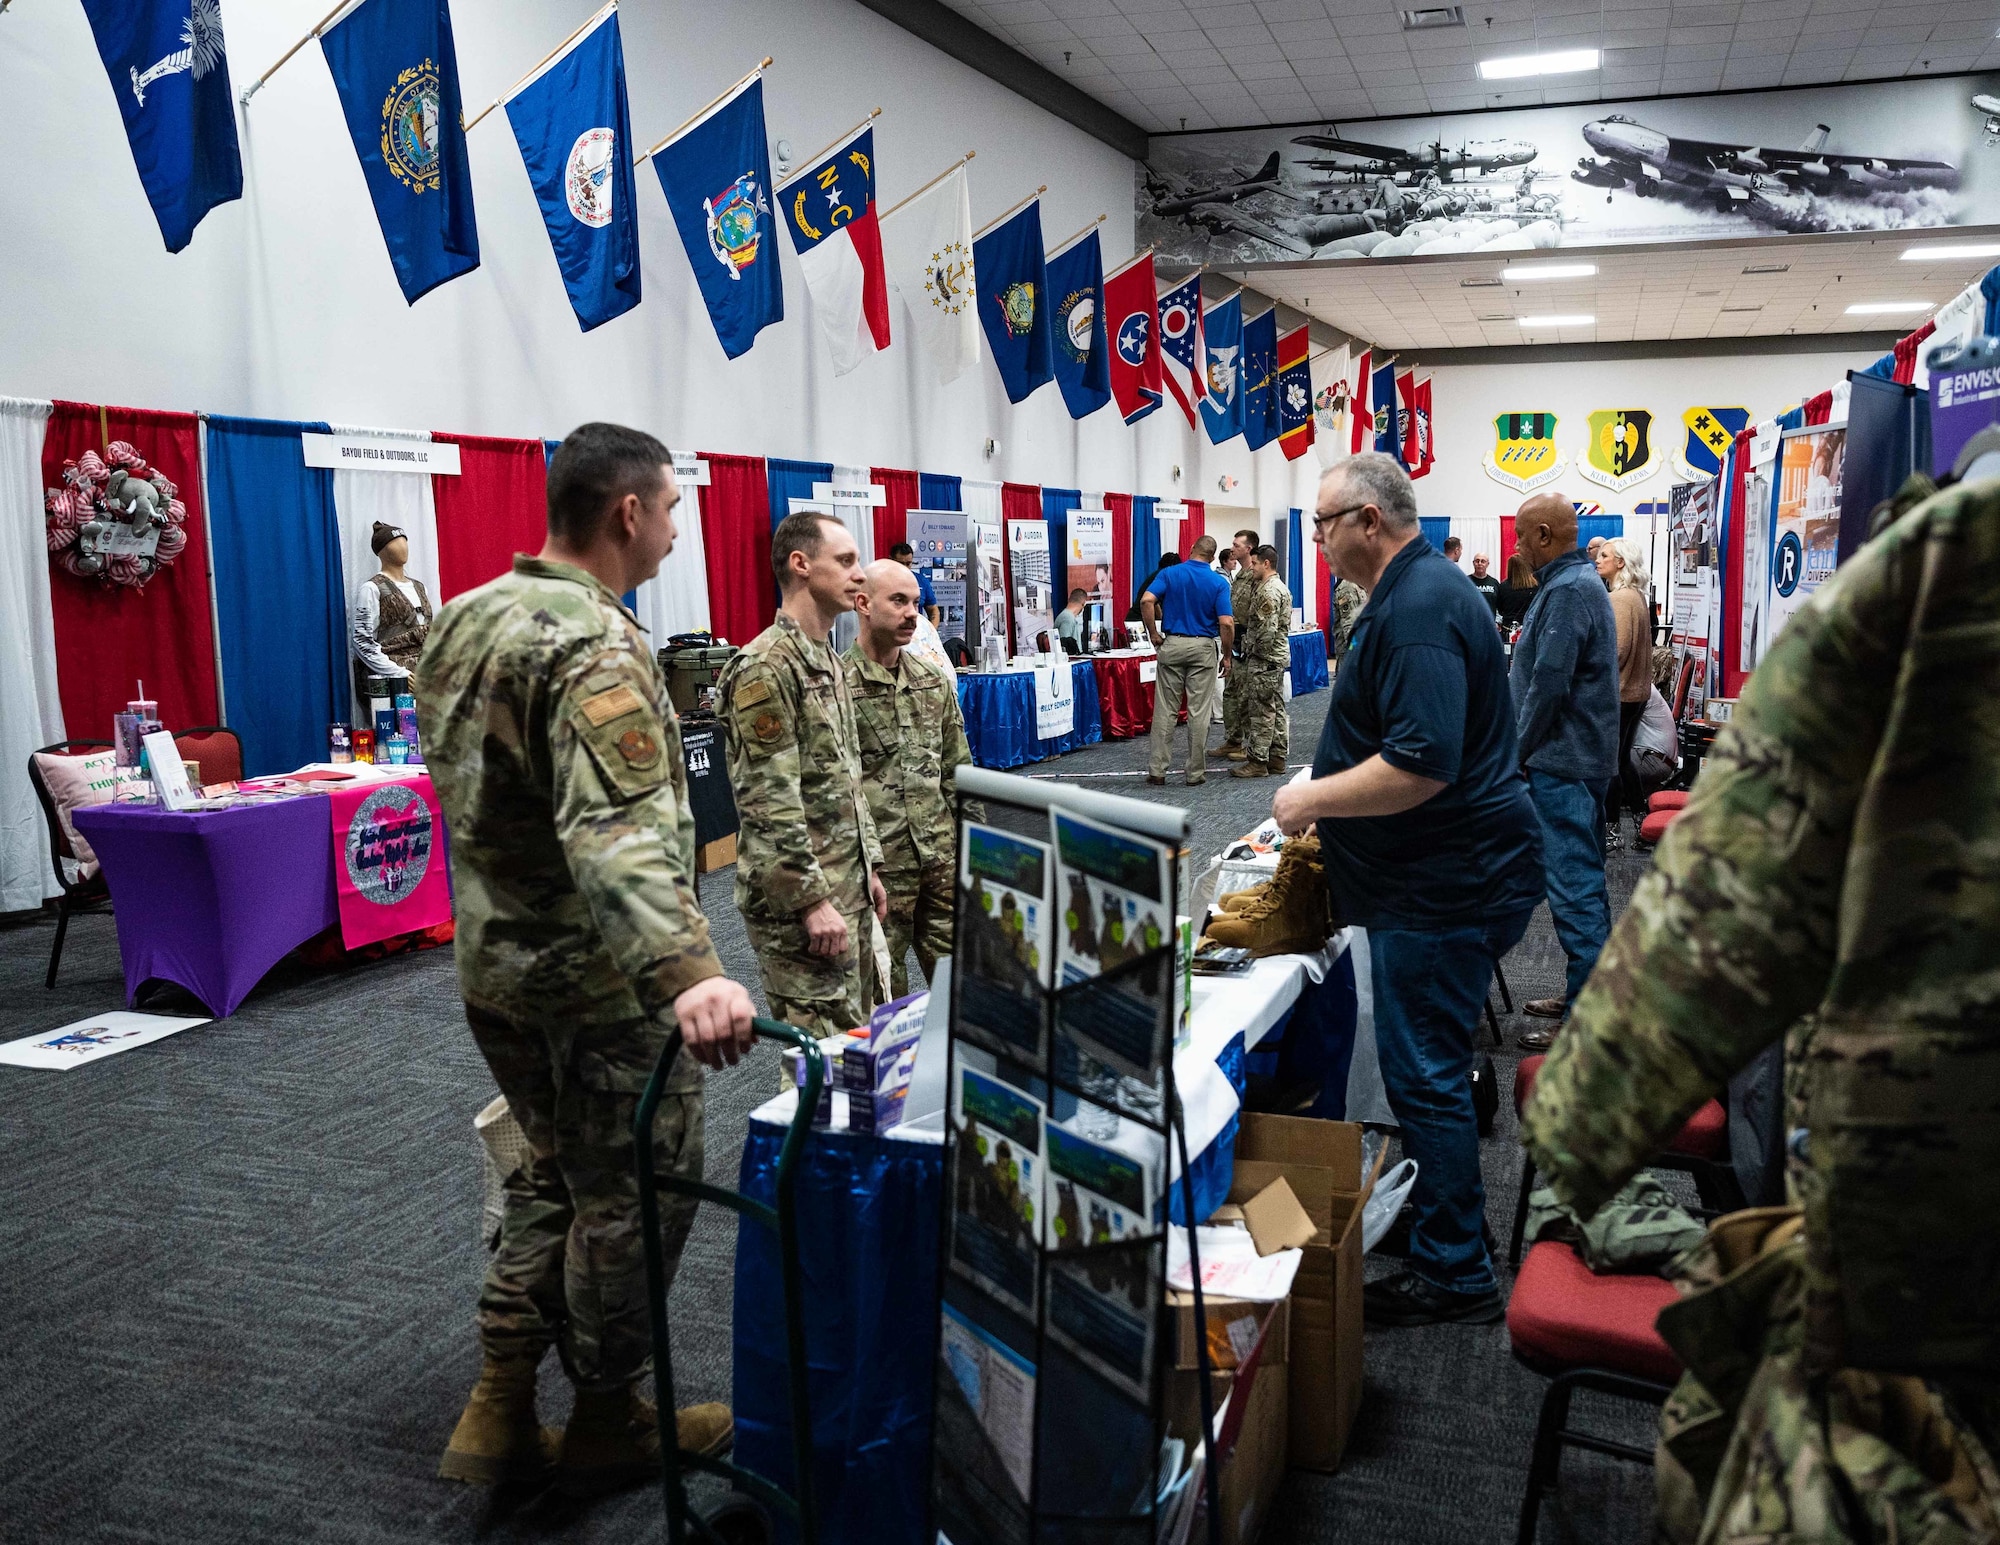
[1460,275,1503,288]
[1721,304,1763,313]
[1477,312,1515,322]
[1401,6,1465,30]
[1742,262,1791,275]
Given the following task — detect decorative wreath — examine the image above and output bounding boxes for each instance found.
[45,442,188,589]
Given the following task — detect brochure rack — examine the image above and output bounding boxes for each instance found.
[931,766,1221,1545]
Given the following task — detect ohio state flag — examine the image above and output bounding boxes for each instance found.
[1157,272,1205,428]
[1103,250,1162,424]
[778,122,890,375]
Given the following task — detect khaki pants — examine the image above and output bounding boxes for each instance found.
[1148,634,1221,779]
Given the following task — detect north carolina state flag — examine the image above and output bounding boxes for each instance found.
[1349,348,1371,453]
[1103,249,1163,424]
[778,123,890,375]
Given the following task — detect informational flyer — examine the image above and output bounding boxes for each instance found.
[940,1301,1037,1507]
[959,823,1054,986]
[1006,518,1053,656]
[1045,1124,1160,1249]
[1046,1241,1159,1403]
[951,1066,1046,1316]
[0,1011,210,1071]
[912,510,969,635]
[1033,659,1075,740]
[1052,809,1172,987]
[1767,424,1846,647]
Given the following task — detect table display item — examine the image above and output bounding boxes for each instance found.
[141,729,197,810]
[328,723,354,764]
[353,728,376,764]
[383,735,410,765]
[393,693,422,763]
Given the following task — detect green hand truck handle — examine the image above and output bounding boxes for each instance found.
[635,1016,823,1545]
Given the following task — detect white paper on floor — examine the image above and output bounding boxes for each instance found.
[0,1010,210,1070]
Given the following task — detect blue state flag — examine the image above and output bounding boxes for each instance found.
[506,5,639,332]
[651,74,784,360]
[1047,229,1109,420]
[1199,293,1244,445]
[1242,308,1278,452]
[1372,356,1401,462]
[80,0,242,252]
[973,200,1056,403]
[321,0,480,304]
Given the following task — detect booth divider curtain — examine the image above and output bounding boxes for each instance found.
[0,398,66,910]
[205,416,348,775]
[1041,487,1080,611]
[702,452,774,645]
[918,472,961,513]
[632,481,710,641]
[872,466,919,559]
[1286,508,1304,619]
[766,458,831,531]
[961,480,1003,654]
[1418,516,1450,553]
[1575,514,1623,550]
[1131,494,1160,603]
[830,463,877,654]
[43,401,217,742]
[433,433,549,601]
[1802,391,1835,428]
[1719,430,1752,698]
[1103,492,1134,627]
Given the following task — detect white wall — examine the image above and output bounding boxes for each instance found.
[1414,344,1886,524]
[0,0,1271,502]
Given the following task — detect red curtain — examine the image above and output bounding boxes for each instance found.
[1103,492,1134,629]
[1182,499,1205,560]
[871,466,918,559]
[1499,517,1518,574]
[1000,482,1040,653]
[1801,390,1835,427]
[701,452,774,646]
[433,433,549,601]
[43,401,218,740]
[1893,320,1935,385]
[1317,548,1332,645]
[1720,427,1754,699]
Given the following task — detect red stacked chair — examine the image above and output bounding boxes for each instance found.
[1639,790,1689,845]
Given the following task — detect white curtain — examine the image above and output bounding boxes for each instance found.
[632,481,711,640]
[328,424,443,681]
[829,462,876,654]
[0,398,66,910]
[1451,516,1503,574]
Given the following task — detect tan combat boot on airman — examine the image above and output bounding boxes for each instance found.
[558,1383,734,1497]
[438,1354,561,1485]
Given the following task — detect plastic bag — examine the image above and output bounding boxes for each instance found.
[1628,685,1678,789]
[1361,1159,1418,1253]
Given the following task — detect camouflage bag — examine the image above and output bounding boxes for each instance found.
[1524,1169,1705,1276]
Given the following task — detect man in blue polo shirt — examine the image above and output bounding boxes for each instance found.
[1140,534,1235,785]
[889,542,939,624]
[1273,453,1543,1327]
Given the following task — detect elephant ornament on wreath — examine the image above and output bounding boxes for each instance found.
[44,441,189,589]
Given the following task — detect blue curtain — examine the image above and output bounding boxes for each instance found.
[1286,508,1304,597]
[1042,487,1080,600]
[766,457,832,531]
[1576,515,1624,549]
[1131,492,1162,615]
[918,471,962,511]
[204,416,347,776]
[1418,516,1450,551]
[1860,353,1897,381]
[1982,266,2000,334]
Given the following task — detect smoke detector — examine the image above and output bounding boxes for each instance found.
[983,437,1000,459]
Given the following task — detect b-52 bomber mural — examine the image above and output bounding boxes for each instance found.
[1290,131,1538,183]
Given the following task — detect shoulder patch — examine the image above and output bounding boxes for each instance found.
[616,727,661,768]
[734,678,773,710]
[751,710,784,743]
[580,683,645,726]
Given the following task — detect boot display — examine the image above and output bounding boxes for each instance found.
[1201,833,1335,958]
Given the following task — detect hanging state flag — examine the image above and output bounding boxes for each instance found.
[1158,274,1206,428]
[80,0,242,253]
[779,122,891,375]
[973,199,1055,403]
[505,5,639,333]
[651,73,784,360]
[1371,356,1400,460]
[1350,348,1371,454]
[1310,345,1349,468]
[1241,309,1279,452]
[1199,293,1244,445]
[1046,229,1110,419]
[1277,327,1314,462]
[881,161,979,385]
[1412,376,1435,479]
[1397,369,1418,467]
[321,0,481,305]
[1104,250,1163,425]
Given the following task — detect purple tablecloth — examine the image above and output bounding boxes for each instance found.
[71,797,339,1018]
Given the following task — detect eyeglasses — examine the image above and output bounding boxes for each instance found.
[1311,502,1371,532]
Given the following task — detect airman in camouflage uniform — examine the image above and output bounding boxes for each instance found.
[1220,532,1261,752]
[1231,547,1293,777]
[719,512,886,1039]
[417,423,750,1496]
[1331,577,1367,666]
[844,560,973,998]
[1522,478,2000,1543]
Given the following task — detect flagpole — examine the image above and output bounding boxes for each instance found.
[462,1,615,132]
[1044,213,1105,258]
[777,107,883,186]
[634,57,773,167]
[239,0,360,107]
[1105,245,1156,279]
[971,185,1047,240]
[876,151,976,223]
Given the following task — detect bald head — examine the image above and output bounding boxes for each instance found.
[1513,491,1576,571]
[855,558,922,659]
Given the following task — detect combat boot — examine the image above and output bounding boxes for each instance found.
[1230,759,1269,778]
[1201,835,1332,958]
[558,1383,734,1497]
[1216,884,1264,912]
[1222,744,1249,761]
[1266,755,1287,774]
[438,1354,561,1486]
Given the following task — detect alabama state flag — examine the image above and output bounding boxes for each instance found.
[778,123,890,375]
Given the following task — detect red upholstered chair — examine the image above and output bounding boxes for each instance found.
[25,740,115,988]
[172,726,244,787]
[1647,791,1689,813]
[1637,808,1680,846]
[1508,1240,1680,1545]
[1508,1055,1739,1266]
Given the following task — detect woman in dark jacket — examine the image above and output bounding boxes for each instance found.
[1495,551,1538,628]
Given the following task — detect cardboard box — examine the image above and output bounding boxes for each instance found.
[1164,1299,1290,1545]
[1228,1114,1382,1473]
[695,832,736,874]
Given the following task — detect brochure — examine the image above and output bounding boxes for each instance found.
[951,1066,1045,1317]
[954,823,1053,1064]
[1051,808,1172,986]
[1044,1123,1160,1250]
[1045,1240,1160,1403]
[938,1300,1038,1519]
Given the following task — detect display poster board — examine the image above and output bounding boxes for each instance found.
[1033,660,1075,740]
[1767,423,1846,650]
[912,510,970,639]
[1667,481,1715,719]
[970,516,1006,663]
[1066,511,1113,648]
[1929,351,2000,476]
[1738,434,1777,678]
[1007,519,1054,656]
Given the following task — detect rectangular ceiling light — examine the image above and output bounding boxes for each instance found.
[1501,262,1597,281]
[1901,241,2000,261]
[1741,262,1790,275]
[1478,48,1599,80]
[1844,301,1931,315]
[1518,314,1593,327]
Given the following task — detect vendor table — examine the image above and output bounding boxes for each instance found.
[731,941,1358,1545]
[70,773,446,1018]
[955,660,1102,770]
[1289,629,1330,694]
[1090,649,1157,740]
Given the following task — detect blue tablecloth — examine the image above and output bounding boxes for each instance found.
[955,660,1103,770]
[1289,630,1329,694]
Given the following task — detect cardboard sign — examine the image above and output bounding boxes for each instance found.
[0,1011,210,1070]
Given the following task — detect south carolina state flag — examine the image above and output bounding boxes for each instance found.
[779,123,890,376]
[1104,250,1162,424]
[1158,273,1205,428]
[506,4,638,332]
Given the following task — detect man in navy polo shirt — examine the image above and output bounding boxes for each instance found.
[1140,534,1235,785]
[1273,453,1543,1327]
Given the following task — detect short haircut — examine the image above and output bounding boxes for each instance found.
[1190,534,1218,561]
[1233,528,1259,550]
[1442,535,1462,554]
[771,511,844,590]
[889,541,914,560]
[546,422,670,545]
[1254,544,1279,566]
[1327,453,1417,534]
[1069,587,1089,603]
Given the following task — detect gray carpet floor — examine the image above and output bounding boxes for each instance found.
[0,689,1661,1544]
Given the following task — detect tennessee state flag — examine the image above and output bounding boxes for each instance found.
[778,122,889,375]
[1104,249,1163,424]
[1350,348,1371,453]
[1276,325,1313,461]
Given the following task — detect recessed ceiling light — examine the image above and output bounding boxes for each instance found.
[1844,301,1931,314]
[1501,262,1597,281]
[1518,314,1594,327]
[1477,48,1599,80]
[1741,262,1790,275]
[1460,276,1504,288]
[1721,304,1763,313]
[1900,241,2000,261]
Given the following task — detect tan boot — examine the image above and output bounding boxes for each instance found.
[559,1384,734,1497]
[1216,884,1266,912]
[1222,745,1249,762]
[1201,834,1334,958]
[438,1355,560,1486]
